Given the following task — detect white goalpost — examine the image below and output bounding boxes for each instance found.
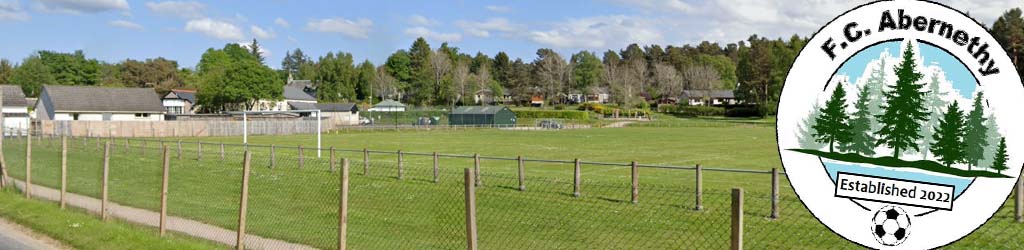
[227,109,323,158]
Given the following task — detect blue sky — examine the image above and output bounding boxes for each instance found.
[837,41,976,99]
[1,0,1020,69]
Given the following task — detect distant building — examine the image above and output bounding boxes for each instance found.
[586,87,610,104]
[448,106,516,126]
[318,103,360,125]
[1,85,30,133]
[530,95,544,107]
[162,89,198,115]
[368,99,406,112]
[36,85,165,121]
[473,89,495,105]
[253,79,317,111]
[680,90,738,106]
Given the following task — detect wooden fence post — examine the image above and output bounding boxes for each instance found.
[270,145,276,169]
[0,132,7,189]
[60,136,67,209]
[573,159,581,198]
[338,158,350,250]
[363,148,369,176]
[695,164,703,211]
[771,168,779,219]
[298,145,305,170]
[330,147,337,172]
[160,146,170,236]
[397,150,404,180]
[176,140,182,160]
[25,130,31,199]
[236,151,252,250]
[464,168,478,250]
[732,188,744,250]
[102,142,110,221]
[631,161,639,204]
[473,154,481,187]
[517,156,525,191]
[220,143,225,161]
[432,152,439,183]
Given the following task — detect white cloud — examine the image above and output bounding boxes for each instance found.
[35,0,129,14]
[408,14,439,26]
[404,26,462,42]
[250,25,275,39]
[937,0,1024,24]
[455,18,523,38]
[145,1,205,19]
[109,19,143,30]
[0,0,30,21]
[528,15,663,49]
[274,17,289,28]
[237,41,271,58]
[485,5,511,13]
[305,17,373,39]
[185,18,243,40]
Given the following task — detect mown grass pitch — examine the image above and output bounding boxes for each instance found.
[2,117,1019,249]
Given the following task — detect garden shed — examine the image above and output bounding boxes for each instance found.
[448,106,516,126]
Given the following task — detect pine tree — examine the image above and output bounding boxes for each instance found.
[798,102,826,149]
[876,43,928,157]
[931,101,966,168]
[963,91,989,170]
[991,137,1009,174]
[919,73,947,159]
[813,83,853,153]
[979,113,1002,168]
[864,57,888,132]
[841,84,876,155]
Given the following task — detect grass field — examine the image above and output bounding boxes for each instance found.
[1,116,1019,249]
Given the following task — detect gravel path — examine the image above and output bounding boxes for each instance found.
[0,217,70,250]
[6,178,315,250]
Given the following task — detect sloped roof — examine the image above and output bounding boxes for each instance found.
[287,101,317,110]
[317,103,357,112]
[450,106,511,115]
[373,99,406,108]
[681,90,735,99]
[42,85,164,113]
[284,85,316,101]
[1,85,28,107]
[171,89,197,103]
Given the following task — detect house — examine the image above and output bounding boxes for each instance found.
[680,90,738,106]
[473,89,495,105]
[252,79,317,111]
[162,89,197,115]
[530,95,544,107]
[1,85,30,134]
[448,106,516,126]
[585,87,610,104]
[285,102,361,125]
[36,85,165,121]
[368,99,406,112]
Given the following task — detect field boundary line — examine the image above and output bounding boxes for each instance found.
[3,177,314,250]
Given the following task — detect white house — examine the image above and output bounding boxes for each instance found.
[318,103,360,125]
[1,85,30,134]
[252,80,317,112]
[162,89,198,115]
[681,90,738,106]
[35,85,165,121]
[368,99,406,112]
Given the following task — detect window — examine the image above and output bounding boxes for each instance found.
[72,113,79,120]
[135,113,150,118]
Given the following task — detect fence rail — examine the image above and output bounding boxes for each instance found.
[0,134,1020,249]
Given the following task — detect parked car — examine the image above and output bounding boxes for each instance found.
[537,120,563,129]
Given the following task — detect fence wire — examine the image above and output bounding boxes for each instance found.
[0,135,1021,249]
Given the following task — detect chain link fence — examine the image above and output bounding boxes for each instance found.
[0,134,1021,249]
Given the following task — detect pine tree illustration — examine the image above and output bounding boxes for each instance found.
[876,43,928,157]
[919,73,948,160]
[864,57,888,132]
[931,101,966,168]
[840,84,876,155]
[813,83,853,153]
[991,137,1009,174]
[798,102,826,149]
[963,91,989,171]
[979,113,1001,169]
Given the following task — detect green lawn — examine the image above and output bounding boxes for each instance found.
[0,189,224,250]
[1,116,1019,249]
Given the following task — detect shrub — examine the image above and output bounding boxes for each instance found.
[554,104,567,110]
[725,107,764,117]
[515,110,590,120]
[678,106,726,117]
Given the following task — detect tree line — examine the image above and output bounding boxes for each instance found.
[809,42,1008,174]
[0,8,1022,113]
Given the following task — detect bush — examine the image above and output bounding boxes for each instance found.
[678,106,725,117]
[515,110,590,120]
[553,104,567,110]
[725,107,764,117]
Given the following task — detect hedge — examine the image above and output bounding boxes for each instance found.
[514,110,591,120]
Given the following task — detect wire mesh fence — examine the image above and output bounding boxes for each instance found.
[0,134,1021,249]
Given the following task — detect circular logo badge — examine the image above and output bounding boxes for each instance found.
[777,0,1023,248]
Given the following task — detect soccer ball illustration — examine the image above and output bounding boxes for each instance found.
[872,205,911,246]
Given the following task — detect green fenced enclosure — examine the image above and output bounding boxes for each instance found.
[0,135,1021,249]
